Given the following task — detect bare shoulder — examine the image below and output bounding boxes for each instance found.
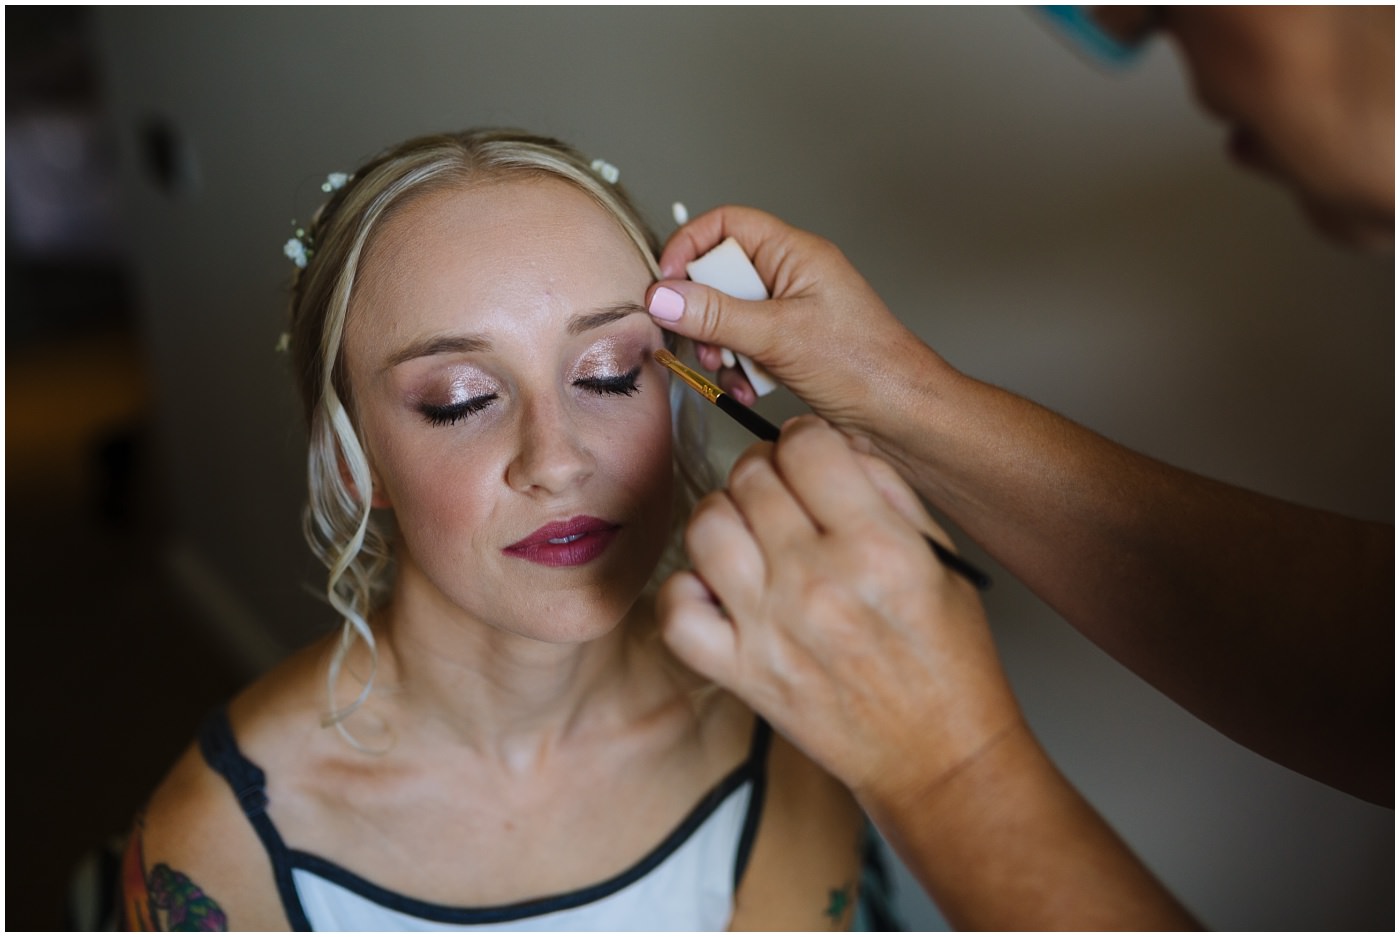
[121,642,331,931]
[122,738,289,930]
[731,731,866,930]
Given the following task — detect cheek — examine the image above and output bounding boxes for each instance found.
[1175,14,1319,137]
[598,393,676,511]
[366,416,495,541]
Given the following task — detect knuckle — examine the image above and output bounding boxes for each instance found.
[809,526,924,601]
[774,416,833,464]
[686,492,732,542]
[800,573,870,642]
[654,570,691,609]
[728,445,773,489]
[697,290,728,340]
[806,230,846,264]
[859,535,935,600]
[801,568,854,610]
[855,451,900,487]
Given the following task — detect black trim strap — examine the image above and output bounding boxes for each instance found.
[199,707,772,928]
[732,717,771,888]
[198,707,314,930]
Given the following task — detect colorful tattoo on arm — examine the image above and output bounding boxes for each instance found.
[148,863,228,931]
[120,822,156,931]
[818,824,866,929]
[119,816,229,931]
[824,881,854,928]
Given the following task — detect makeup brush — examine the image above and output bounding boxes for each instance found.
[655,348,991,590]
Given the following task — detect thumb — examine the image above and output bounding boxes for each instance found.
[646,280,779,362]
[657,571,740,688]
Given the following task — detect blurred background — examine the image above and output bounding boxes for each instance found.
[6,6,1392,930]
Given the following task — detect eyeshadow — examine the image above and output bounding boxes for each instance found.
[417,370,496,407]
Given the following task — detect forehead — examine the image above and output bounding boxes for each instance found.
[348,176,652,349]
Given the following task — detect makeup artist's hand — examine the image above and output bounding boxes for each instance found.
[646,206,948,447]
[659,416,1201,930]
[654,206,1394,811]
[657,415,1023,802]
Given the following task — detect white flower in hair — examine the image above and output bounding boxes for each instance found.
[321,172,350,193]
[284,237,310,269]
[590,158,620,184]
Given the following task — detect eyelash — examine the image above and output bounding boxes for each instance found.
[420,394,499,427]
[418,366,642,427]
[576,366,642,398]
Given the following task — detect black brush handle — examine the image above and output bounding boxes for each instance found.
[717,392,781,441]
[716,393,990,591]
[924,537,992,590]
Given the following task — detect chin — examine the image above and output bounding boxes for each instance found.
[524,619,624,646]
[516,583,651,646]
[1301,198,1395,253]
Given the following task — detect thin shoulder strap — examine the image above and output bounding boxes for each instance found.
[731,717,772,888]
[197,708,314,931]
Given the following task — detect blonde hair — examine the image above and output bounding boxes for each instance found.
[285,129,714,737]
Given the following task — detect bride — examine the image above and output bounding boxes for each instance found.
[120,128,888,931]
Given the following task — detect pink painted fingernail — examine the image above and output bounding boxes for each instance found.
[649,286,685,322]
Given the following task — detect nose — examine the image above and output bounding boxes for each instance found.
[505,396,596,496]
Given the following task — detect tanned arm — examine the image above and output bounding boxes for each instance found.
[650,205,1393,806]
[863,722,1199,930]
[729,732,867,930]
[874,344,1393,806]
[119,814,229,931]
[120,742,289,931]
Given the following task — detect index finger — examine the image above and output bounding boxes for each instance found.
[772,416,919,542]
[658,205,796,280]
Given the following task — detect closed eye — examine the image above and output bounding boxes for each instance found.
[575,366,641,397]
[420,393,499,426]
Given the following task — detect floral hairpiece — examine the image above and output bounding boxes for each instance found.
[590,158,620,184]
[279,172,351,351]
[283,226,312,269]
[283,172,351,270]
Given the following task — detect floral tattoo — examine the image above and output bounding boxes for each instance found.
[147,863,228,931]
[824,882,854,926]
[121,816,228,931]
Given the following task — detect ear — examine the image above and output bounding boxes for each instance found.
[337,452,393,510]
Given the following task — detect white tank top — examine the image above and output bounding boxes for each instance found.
[199,707,771,931]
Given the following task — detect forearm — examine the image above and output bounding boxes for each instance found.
[862,722,1199,931]
[867,348,1393,804]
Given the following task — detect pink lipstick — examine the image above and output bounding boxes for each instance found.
[503,515,620,568]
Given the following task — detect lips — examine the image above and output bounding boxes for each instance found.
[503,515,621,568]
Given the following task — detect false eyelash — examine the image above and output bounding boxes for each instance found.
[419,393,499,427]
[576,366,641,397]
[418,366,639,428]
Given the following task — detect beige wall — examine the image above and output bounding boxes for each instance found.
[94,7,1393,929]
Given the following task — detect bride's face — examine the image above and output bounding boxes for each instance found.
[343,176,674,643]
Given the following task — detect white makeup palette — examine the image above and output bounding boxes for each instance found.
[684,237,779,397]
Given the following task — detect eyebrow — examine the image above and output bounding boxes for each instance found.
[567,302,648,336]
[383,302,648,370]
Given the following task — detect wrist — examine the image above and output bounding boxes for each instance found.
[853,716,1033,829]
[858,718,1198,930]
[845,334,964,475]
[856,716,1051,877]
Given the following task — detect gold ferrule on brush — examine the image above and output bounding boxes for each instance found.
[654,349,722,404]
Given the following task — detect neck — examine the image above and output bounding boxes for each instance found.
[342,580,658,770]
